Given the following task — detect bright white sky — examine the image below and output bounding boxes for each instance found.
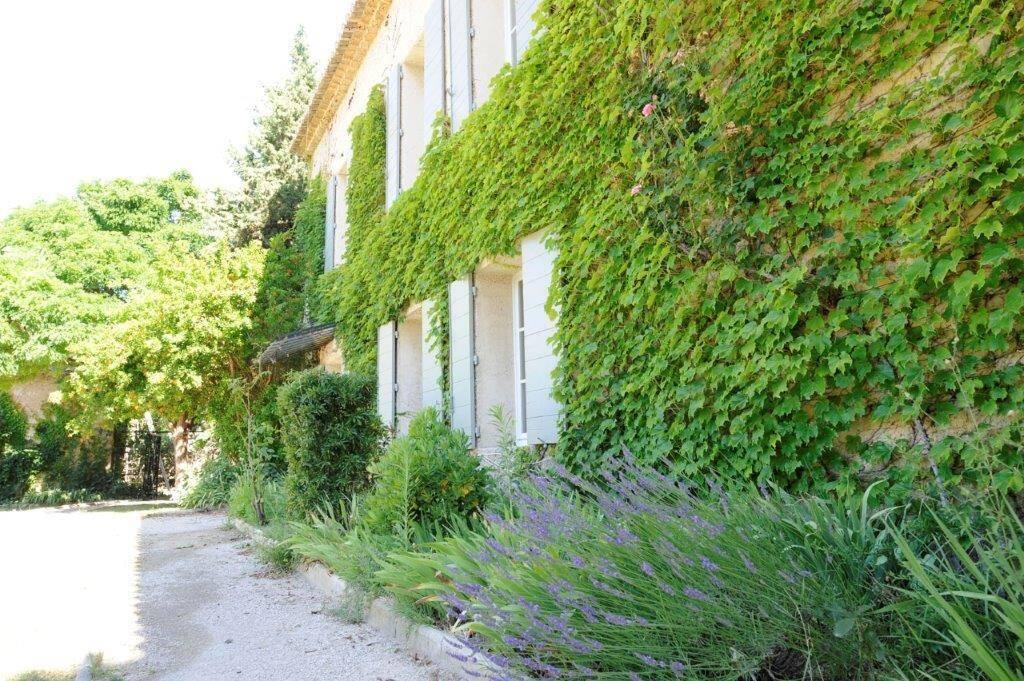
[0,0,351,219]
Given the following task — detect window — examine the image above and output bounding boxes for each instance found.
[334,172,349,265]
[401,41,427,186]
[448,232,559,454]
[506,0,540,65]
[513,275,528,443]
[471,0,507,105]
[395,306,424,435]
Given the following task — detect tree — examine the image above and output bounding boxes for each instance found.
[0,172,205,384]
[66,242,266,473]
[212,29,317,244]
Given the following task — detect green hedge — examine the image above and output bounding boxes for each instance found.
[317,0,1024,492]
[362,408,492,539]
[277,368,383,516]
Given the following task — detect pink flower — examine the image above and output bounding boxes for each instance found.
[630,183,643,196]
[642,102,656,117]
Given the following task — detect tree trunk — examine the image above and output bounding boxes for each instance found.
[109,420,128,482]
[171,414,192,488]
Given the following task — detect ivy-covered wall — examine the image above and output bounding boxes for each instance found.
[316,0,1024,493]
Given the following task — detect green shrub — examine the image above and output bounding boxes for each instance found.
[0,393,27,456]
[277,369,383,517]
[228,476,287,526]
[0,449,38,502]
[32,404,117,495]
[0,394,35,501]
[361,408,491,541]
[180,455,238,509]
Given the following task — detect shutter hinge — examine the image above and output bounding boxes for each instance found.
[472,354,479,366]
[399,128,405,138]
[473,426,481,439]
[469,27,476,38]
[393,382,399,393]
[470,285,477,297]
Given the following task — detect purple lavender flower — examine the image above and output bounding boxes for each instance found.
[683,587,710,602]
[603,612,633,626]
[699,555,720,572]
[657,581,676,596]
[740,552,758,573]
[640,561,656,577]
[635,652,665,667]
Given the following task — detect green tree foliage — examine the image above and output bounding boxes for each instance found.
[66,242,265,428]
[276,369,383,517]
[316,0,1024,492]
[213,29,317,244]
[78,170,203,234]
[0,173,205,382]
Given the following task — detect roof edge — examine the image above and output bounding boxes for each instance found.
[291,0,392,161]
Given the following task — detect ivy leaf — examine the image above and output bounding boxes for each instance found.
[995,90,1022,120]
[1002,191,1024,215]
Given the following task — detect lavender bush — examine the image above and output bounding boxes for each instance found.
[378,449,873,679]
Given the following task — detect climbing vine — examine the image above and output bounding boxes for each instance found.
[317,86,388,375]
[316,0,1024,493]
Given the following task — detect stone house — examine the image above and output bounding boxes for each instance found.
[291,0,554,455]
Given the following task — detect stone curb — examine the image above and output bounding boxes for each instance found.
[231,517,491,680]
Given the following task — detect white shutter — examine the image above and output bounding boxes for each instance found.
[448,277,476,444]
[447,0,473,132]
[423,0,446,141]
[510,0,540,64]
[377,321,397,430]
[385,64,402,208]
[421,299,445,409]
[324,175,337,272]
[521,231,559,443]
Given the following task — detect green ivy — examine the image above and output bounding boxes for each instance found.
[292,175,329,321]
[316,0,1024,492]
[318,85,388,375]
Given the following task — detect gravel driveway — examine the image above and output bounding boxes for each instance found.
[0,503,444,680]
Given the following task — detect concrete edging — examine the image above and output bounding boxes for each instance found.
[231,517,488,679]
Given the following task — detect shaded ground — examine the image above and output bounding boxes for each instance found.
[0,503,443,681]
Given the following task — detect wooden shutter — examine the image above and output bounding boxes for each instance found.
[377,321,397,430]
[520,231,559,444]
[508,0,540,64]
[421,299,445,410]
[385,64,402,208]
[424,0,446,141]
[448,277,476,444]
[324,175,337,272]
[447,0,473,132]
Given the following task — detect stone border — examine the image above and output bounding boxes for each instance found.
[231,518,491,680]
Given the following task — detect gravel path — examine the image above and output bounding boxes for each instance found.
[0,503,445,681]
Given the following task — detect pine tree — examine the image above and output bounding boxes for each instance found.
[213,28,317,244]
